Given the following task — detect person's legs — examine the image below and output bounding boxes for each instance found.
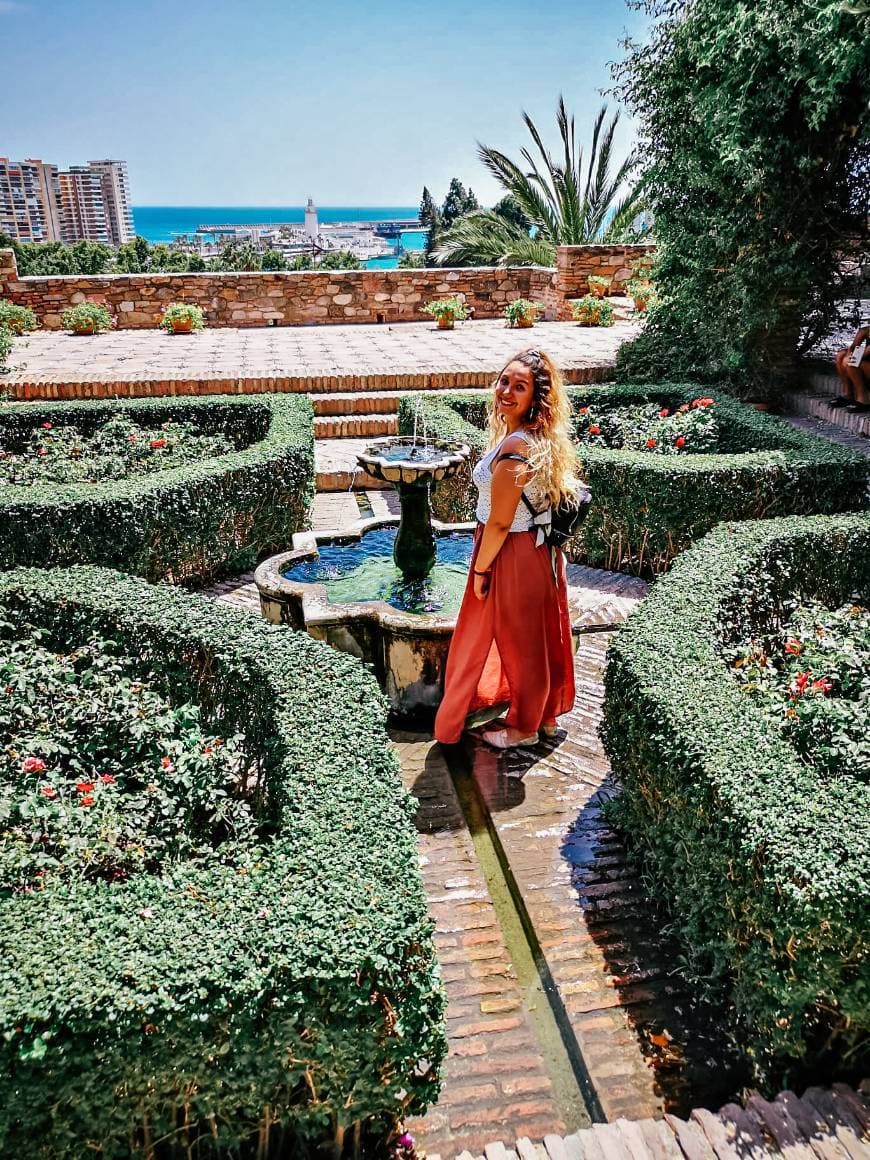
[833,349,855,407]
[844,361,870,410]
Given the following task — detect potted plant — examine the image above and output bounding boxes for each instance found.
[586,275,613,299]
[61,301,114,336]
[572,296,615,327]
[422,296,469,330]
[0,301,37,335]
[160,303,205,335]
[627,279,654,313]
[504,299,543,328]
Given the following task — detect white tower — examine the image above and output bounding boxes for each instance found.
[304,197,318,242]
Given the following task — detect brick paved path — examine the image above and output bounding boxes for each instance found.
[3,318,636,397]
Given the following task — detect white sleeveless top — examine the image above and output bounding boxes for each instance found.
[473,430,547,533]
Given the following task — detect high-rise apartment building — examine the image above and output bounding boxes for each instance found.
[0,157,62,242]
[58,166,111,244]
[88,159,135,245]
[0,155,135,246]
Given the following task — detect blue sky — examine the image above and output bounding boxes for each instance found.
[1,0,647,206]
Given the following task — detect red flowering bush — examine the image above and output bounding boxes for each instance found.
[575,397,718,454]
[0,622,256,891]
[728,600,869,781]
[1,414,233,485]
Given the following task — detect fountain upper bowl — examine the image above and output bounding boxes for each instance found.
[356,438,470,486]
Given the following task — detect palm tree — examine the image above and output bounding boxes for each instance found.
[433,98,645,267]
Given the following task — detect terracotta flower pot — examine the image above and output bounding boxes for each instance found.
[437,316,455,330]
[633,298,649,313]
[516,315,534,328]
[72,323,97,335]
[170,318,194,334]
[588,283,610,299]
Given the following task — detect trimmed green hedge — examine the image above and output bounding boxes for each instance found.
[603,513,870,1084]
[0,567,445,1157]
[399,386,869,576]
[0,395,314,584]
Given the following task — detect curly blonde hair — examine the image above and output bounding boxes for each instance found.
[487,348,580,506]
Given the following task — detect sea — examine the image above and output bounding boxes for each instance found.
[131,206,426,269]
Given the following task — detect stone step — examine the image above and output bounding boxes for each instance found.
[312,390,407,416]
[783,388,870,440]
[315,437,389,491]
[314,413,398,439]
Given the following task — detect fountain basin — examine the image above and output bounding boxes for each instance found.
[254,514,477,718]
[356,438,471,487]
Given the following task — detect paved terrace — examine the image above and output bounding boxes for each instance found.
[2,317,638,398]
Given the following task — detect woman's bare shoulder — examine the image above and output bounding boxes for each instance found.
[498,432,532,457]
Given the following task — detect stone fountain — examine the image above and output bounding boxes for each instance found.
[254,436,473,718]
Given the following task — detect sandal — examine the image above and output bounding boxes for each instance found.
[539,723,559,738]
[480,727,539,750]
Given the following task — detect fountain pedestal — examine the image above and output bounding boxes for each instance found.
[394,482,436,580]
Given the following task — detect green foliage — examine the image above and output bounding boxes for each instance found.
[0,326,13,372]
[613,1,870,396]
[503,298,543,326]
[212,240,262,272]
[422,296,469,322]
[60,301,113,334]
[0,300,37,335]
[602,513,870,1084]
[1,623,254,890]
[726,599,869,783]
[586,275,612,295]
[575,396,717,455]
[572,296,615,327]
[400,386,869,575]
[159,302,205,332]
[398,250,426,268]
[316,249,363,270]
[433,99,645,266]
[260,248,286,271]
[440,177,479,230]
[116,236,207,275]
[1,414,232,485]
[0,567,445,1156]
[3,237,114,276]
[0,395,314,584]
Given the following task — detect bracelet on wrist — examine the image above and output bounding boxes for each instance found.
[474,568,491,576]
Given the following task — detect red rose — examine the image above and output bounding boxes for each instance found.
[37,448,47,457]
[161,756,173,770]
[22,756,46,774]
[588,425,601,436]
[75,781,95,793]
[150,438,167,450]
[99,773,116,784]
[79,795,95,807]
[784,639,802,655]
[812,677,832,695]
[41,421,53,430]
[789,672,811,697]
[675,436,686,449]
[40,785,57,799]
[678,404,690,413]
[578,407,589,415]
[646,438,657,449]
[659,409,669,418]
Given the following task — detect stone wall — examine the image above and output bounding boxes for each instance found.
[0,244,655,330]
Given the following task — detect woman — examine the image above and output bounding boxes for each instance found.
[434,348,579,749]
[833,322,870,413]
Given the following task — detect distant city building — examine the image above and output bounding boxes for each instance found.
[0,155,135,246]
[0,157,62,242]
[59,166,111,244]
[88,159,135,245]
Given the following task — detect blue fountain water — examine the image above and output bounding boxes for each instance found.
[283,527,474,615]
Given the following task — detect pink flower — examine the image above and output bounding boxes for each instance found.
[138,908,154,920]
[812,677,833,695]
[37,448,47,457]
[784,639,802,655]
[659,408,670,418]
[41,421,53,430]
[40,785,57,799]
[675,436,686,449]
[99,774,116,784]
[398,1134,414,1149]
[79,794,95,807]
[789,672,811,697]
[161,756,173,770]
[22,756,46,774]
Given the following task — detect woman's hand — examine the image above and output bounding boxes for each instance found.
[473,572,490,601]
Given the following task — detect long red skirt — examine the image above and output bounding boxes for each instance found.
[434,526,576,744]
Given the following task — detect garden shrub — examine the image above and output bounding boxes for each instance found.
[0,394,314,583]
[0,325,12,373]
[0,567,445,1157]
[400,385,869,575]
[602,513,870,1084]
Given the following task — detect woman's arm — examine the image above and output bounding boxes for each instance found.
[472,441,532,599]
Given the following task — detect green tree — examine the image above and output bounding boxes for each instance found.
[316,250,362,270]
[433,100,644,267]
[419,185,441,262]
[185,252,207,272]
[440,178,479,230]
[398,250,426,268]
[212,241,262,271]
[613,0,870,397]
[261,249,286,271]
[115,235,151,273]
